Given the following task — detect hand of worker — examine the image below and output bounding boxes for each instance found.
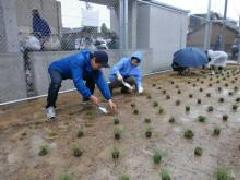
[138,86,144,94]
[116,72,123,81]
[90,95,99,106]
[108,99,117,112]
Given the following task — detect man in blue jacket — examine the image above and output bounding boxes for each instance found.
[46,50,117,119]
[109,51,144,94]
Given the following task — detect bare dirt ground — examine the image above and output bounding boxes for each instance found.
[1,66,240,180]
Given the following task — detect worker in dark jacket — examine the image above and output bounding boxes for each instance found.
[32,9,51,49]
[46,50,117,119]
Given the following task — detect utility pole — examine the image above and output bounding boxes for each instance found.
[221,0,228,50]
[238,16,240,63]
[204,0,211,50]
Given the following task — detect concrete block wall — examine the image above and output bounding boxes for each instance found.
[0,53,27,102]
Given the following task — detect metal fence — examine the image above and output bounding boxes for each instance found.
[1,0,239,103]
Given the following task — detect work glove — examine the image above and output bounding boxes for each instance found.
[138,86,144,94]
[116,72,123,81]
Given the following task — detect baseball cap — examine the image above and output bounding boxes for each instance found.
[94,51,109,68]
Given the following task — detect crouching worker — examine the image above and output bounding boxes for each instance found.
[108,51,144,94]
[207,49,228,75]
[46,50,117,120]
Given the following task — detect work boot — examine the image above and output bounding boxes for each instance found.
[46,106,56,120]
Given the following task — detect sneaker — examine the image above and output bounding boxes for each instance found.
[81,98,92,106]
[46,106,56,120]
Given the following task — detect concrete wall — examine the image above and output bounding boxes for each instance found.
[0,53,27,102]
[0,0,20,53]
[28,49,153,96]
[136,2,189,71]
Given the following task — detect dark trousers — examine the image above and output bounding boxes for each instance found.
[46,69,95,108]
[109,76,135,94]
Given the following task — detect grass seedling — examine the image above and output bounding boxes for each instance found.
[166,95,170,99]
[170,81,175,85]
[153,150,162,164]
[153,101,158,107]
[184,129,194,140]
[197,99,202,105]
[168,117,175,123]
[235,97,240,102]
[199,88,203,92]
[144,118,151,123]
[147,94,152,99]
[38,145,48,156]
[207,106,214,112]
[217,87,222,92]
[158,107,164,114]
[209,83,213,87]
[234,86,239,92]
[218,97,224,103]
[114,118,120,125]
[133,109,139,115]
[215,168,230,180]
[161,169,171,180]
[186,106,190,112]
[228,92,234,96]
[59,174,73,180]
[77,129,84,138]
[233,105,238,111]
[120,175,130,180]
[189,94,193,98]
[114,127,122,140]
[177,90,181,94]
[225,83,229,87]
[152,83,156,87]
[206,93,211,97]
[130,103,135,108]
[72,145,83,157]
[194,146,203,156]
[223,115,228,121]
[145,127,152,138]
[163,90,166,94]
[176,100,180,106]
[111,146,120,160]
[213,127,221,136]
[198,116,206,122]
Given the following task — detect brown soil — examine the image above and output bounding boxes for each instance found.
[1,67,240,180]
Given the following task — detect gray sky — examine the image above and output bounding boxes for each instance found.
[58,0,240,28]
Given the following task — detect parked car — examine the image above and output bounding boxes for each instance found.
[94,39,108,49]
